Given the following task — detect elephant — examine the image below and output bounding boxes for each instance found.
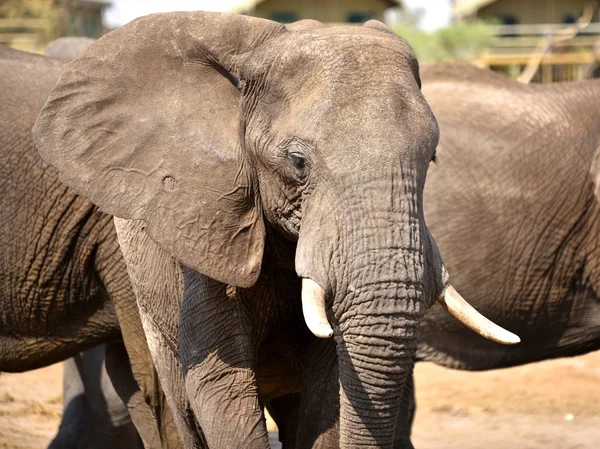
[0,44,178,448]
[299,64,600,445]
[34,12,518,449]
[416,63,600,369]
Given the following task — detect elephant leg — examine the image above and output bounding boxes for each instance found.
[97,223,182,449]
[104,341,167,449]
[179,269,270,448]
[79,344,143,449]
[114,218,206,449]
[50,345,144,449]
[296,338,340,449]
[49,355,89,449]
[267,394,301,449]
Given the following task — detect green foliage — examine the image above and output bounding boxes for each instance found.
[391,21,496,63]
[0,0,60,19]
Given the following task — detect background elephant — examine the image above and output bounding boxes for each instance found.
[34,12,516,449]
[0,44,177,449]
[44,37,95,61]
[48,343,143,449]
[417,63,600,369]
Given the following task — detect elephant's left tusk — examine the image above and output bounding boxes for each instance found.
[437,285,521,345]
[301,278,333,338]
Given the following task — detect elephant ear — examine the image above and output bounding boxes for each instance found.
[34,12,285,288]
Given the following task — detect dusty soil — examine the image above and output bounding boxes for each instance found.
[1,351,599,449]
[0,364,62,449]
[412,351,600,449]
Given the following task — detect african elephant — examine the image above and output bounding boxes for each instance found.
[417,63,600,369]
[0,45,177,449]
[34,13,518,448]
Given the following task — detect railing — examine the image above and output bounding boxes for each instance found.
[475,52,600,83]
[487,23,600,54]
[479,18,600,83]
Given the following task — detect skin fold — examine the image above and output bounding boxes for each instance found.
[0,45,178,449]
[418,63,600,369]
[34,12,455,449]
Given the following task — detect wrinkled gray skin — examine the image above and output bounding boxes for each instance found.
[49,344,143,449]
[34,13,448,449]
[42,37,142,449]
[0,44,178,449]
[417,64,600,368]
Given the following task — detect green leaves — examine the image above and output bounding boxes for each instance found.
[392,20,496,63]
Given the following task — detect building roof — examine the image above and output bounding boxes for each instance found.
[231,0,403,14]
[453,0,499,20]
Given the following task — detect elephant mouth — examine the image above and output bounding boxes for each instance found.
[300,277,520,345]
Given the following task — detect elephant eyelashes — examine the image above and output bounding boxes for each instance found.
[288,152,308,177]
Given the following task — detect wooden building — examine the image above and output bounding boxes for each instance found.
[454,0,598,26]
[232,0,402,24]
[62,0,110,38]
[454,0,600,82]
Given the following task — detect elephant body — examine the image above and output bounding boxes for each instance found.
[44,37,95,61]
[419,63,600,369]
[34,12,515,449]
[0,44,121,371]
[0,41,326,449]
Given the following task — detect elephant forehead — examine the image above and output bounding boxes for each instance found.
[248,29,418,84]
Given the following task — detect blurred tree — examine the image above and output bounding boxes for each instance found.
[0,0,107,50]
[0,0,60,19]
[392,20,496,63]
[0,0,62,42]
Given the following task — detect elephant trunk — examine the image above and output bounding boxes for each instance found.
[296,169,432,448]
[338,313,421,447]
[335,243,426,448]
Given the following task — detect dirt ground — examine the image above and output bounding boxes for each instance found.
[1,351,599,449]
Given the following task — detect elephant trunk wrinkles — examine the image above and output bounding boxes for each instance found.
[341,192,427,447]
[336,255,425,449]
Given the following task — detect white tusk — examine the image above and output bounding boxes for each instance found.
[301,278,334,338]
[437,286,521,345]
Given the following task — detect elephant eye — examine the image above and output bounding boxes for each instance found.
[288,152,308,174]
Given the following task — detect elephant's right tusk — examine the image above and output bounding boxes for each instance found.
[301,278,334,338]
[438,285,521,345]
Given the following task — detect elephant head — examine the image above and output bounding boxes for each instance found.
[34,12,518,447]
